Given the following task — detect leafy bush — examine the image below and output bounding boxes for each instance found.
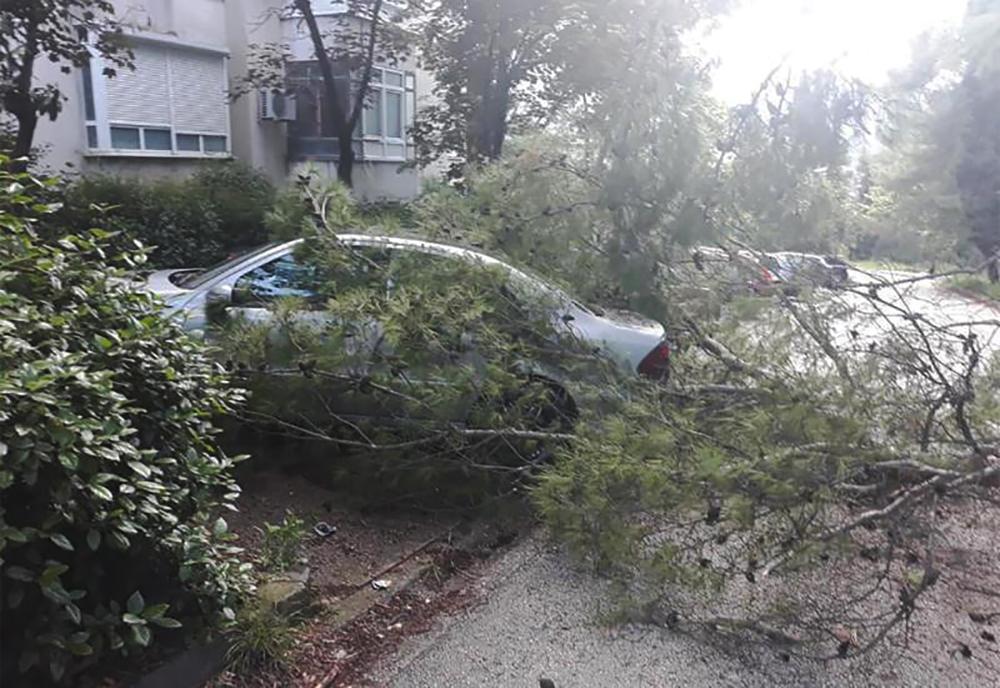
[257,511,306,572]
[61,161,275,268]
[0,163,251,685]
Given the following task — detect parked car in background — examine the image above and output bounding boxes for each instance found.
[141,235,673,390]
[765,252,849,289]
[691,246,781,295]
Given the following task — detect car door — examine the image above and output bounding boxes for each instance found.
[221,246,399,421]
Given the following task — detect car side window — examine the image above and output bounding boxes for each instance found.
[232,254,321,307]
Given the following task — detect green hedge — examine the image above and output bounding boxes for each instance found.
[1,163,251,685]
[61,162,275,268]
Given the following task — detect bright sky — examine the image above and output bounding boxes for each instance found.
[703,0,967,103]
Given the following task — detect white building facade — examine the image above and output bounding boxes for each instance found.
[33,0,430,201]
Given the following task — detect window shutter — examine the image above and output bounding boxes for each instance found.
[170,50,228,133]
[105,43,171,124]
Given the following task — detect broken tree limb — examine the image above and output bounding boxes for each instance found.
[761,459,1000,577]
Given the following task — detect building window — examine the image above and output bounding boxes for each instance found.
[82,40,230,156]
[360,67,410,160]
[203,135,227,153]
[286,61,414,162]
[177,133,201,151]
[144,128,172,150]
[110,126,141,149]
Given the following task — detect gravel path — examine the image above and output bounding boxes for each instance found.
[373,533,998,688]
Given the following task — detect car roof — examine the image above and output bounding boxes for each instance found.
[273,234,579,308]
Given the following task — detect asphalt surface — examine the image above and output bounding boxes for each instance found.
[841,268,1000,350]
[373,275,1000,688]
[376,532,1000,688]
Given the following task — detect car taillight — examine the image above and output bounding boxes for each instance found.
[638,342,671,380]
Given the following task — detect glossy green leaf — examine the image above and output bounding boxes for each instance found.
[126,590,144,615]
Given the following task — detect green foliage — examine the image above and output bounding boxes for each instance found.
[413,0,730,172]
[60,162,275,268]
[224,602,295,676]
[0,161,251,685]
[265,176,361,241]
[265,175,410,243]
[257,512,306,573]
[190,162,277,250]
[863,7,1000,269]
[862,29,968,265]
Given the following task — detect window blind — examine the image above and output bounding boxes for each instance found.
[105,43,171,125]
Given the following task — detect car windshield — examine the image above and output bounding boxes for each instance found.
[177,243,284,289]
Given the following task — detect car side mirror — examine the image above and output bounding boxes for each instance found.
[204,284,232,326]
[206,283,233,306]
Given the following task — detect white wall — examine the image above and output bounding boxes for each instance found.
[31,68,86,177]
[225,0,288,183]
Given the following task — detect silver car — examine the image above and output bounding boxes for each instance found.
[142,235,672,389]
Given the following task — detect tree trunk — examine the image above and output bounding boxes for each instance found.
[295,0,355,187]
[466,59,511,162]
[294,0,384,190]
[336,135,354,186]
[4,16,40,173]
[7,105,37,173]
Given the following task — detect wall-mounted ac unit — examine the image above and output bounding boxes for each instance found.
[259,89,297,121]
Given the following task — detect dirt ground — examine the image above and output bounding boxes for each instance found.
[225,470,463,594]
[209,469,529,688]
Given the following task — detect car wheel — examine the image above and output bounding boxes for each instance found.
[468,377,577,467]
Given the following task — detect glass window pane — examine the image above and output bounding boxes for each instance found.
[384,71,403,87]
[386,91,403,138]
[363,90,382,136]
[86,125,98,149]
[371,68,383,83]
[177,134,201,151]
[233,254,319,305]
[110,126,141,150]
[143,128,172,150]
[81,61,96,120]
[203,135,227,153]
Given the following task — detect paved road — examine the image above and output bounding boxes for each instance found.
[376,535,994,687]
[373,278,1000,688]
[841,269,1000,350]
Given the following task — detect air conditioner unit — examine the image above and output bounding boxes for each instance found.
[259,89,297,121]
